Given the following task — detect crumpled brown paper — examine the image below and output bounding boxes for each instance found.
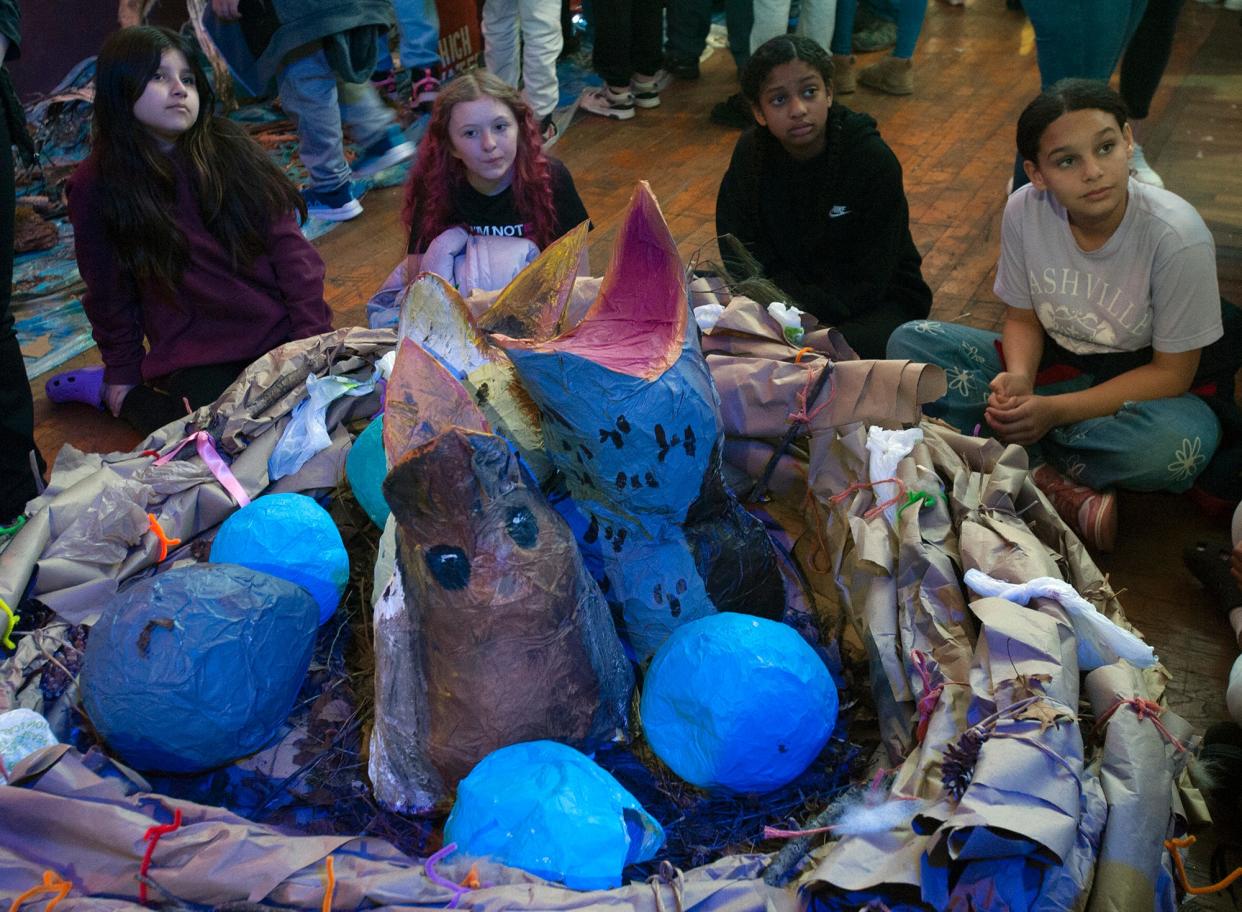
[0,745,799,912]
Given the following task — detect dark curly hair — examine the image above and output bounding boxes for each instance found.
[740,34,836,105]
[1016,78,1130,165]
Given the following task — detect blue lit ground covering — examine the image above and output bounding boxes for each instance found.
[14,42,603,379]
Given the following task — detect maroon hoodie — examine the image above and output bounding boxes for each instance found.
[67,153,332,386]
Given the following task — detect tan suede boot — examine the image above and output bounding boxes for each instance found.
[833,54,857,94]
[858,55,914,95]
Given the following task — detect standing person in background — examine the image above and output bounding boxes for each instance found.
[1118,0,1185,188]
[1010,0,1147,193]
[209,0,415,221]
[748,0,840,92]
[0,0,46,529]
[370,0,444,110]
[666,0,754,83]
[482,0,563,143]
[580,0,670,121]
[854,0,929,95]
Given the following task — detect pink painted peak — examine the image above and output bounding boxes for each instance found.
[383,338,490,465]
[492,183,687,380]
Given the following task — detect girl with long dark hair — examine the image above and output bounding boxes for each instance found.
[45,26,332,435]
[715,35,931,360]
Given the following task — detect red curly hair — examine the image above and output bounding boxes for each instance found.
[403,71,558,253]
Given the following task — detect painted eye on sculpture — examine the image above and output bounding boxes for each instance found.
[505,505,539,549]
[425,545,471,590]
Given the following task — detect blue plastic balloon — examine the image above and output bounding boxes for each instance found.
[640,613,837,793]
[81,563,319,773]
[445,740,665,890]
[210,493,348,624]
[346,415,389,528]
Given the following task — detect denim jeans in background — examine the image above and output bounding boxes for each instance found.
[834,0,928,58]
[277,43,398,192]
[1011,0,1148,190]
[886,319,1221,493]
[374,0,442,73]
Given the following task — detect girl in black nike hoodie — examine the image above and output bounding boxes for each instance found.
[716,35,931,359]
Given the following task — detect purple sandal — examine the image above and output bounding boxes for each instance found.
[45,366,105,409]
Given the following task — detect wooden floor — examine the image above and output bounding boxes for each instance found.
[28,2,1242,743]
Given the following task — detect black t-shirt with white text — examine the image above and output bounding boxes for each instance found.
[408,157,590,253]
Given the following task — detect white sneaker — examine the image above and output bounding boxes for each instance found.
[631,69,672,108]
[1130,144,1164,188]
[580,85,636,120]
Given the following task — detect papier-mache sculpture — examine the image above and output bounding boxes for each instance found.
[493,183,786,661]
[369,339,633,813]
[394,222,591,487]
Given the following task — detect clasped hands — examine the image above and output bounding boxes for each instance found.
[983,372,1061,446]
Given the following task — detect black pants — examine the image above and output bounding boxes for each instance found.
[1119,0,1185,120]
[591,0,665,88]
[0,84,45,522]
[119,359,251,437]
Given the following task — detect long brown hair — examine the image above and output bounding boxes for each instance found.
[92,26,307,289]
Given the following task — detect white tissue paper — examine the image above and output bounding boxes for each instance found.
[693,303,725,334]
[963,568,1157,670]
[865,426,924,525]
[767,301,806,345]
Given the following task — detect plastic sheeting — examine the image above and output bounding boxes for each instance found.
[80,563,319,773]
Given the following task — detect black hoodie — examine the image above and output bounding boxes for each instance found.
[715,104,931,359]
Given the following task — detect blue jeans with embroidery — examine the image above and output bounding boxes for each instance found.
[887,320,1220,493]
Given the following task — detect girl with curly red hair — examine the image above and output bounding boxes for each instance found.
[402,70,588,262]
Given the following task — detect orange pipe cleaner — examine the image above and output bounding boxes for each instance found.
[321,855,336,912]
[8,870,71,912]
[146,514,181,562]
[1165,835,1242,895]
